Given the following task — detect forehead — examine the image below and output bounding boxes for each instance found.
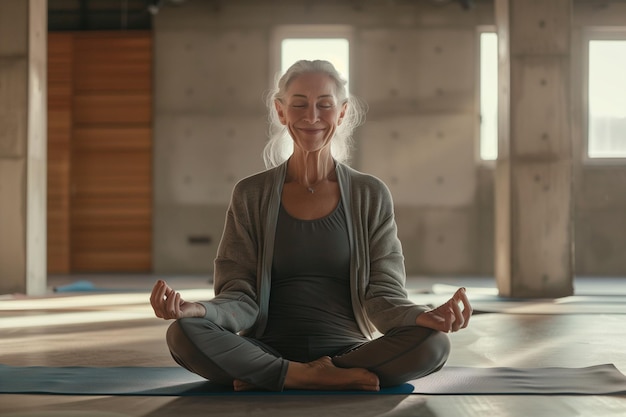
[285,72,338,98]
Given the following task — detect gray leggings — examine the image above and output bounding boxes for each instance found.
[167,318,450,391]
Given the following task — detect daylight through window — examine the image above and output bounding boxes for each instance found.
[280,38,350,88]
[588,39,626,158]
[479,32,498,161]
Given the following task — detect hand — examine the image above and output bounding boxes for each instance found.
[415,287,472,333]
[149,280,206,320]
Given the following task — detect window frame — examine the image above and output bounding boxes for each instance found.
[582,27,626,165]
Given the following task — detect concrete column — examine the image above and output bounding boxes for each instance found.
[494,0,574,298]
[0,0,47,295]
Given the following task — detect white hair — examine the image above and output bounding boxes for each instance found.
[263,60,366,169]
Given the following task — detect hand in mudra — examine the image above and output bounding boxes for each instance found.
[416,287,472,333]
[150,280,206,320]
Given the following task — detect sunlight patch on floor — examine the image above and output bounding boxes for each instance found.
[0,289,214,311]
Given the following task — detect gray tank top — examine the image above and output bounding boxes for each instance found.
[260,200,365,361]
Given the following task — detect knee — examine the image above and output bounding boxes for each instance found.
[372,327,451,387]
[167,318,226,353]
[165,320,186,356]
[165,318,205,356]
[390,325,451,367]
[394,326,451,376]
[422,330,451,372]
[399,327,450,373]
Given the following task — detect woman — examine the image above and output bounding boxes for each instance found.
[150,60,472,392]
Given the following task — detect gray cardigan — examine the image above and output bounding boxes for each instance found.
[200,161,428,339]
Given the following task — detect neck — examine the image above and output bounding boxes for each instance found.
[287,150,335,191]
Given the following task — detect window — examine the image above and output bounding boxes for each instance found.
[281,38,350,84]
[479,31,498,161]
[587,36,626,159]
[271,25,351,88]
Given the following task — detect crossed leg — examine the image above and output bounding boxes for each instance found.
[167,319,448,392]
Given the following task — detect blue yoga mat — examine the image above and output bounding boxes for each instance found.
[0,364,412,396]
[1,364,625,396]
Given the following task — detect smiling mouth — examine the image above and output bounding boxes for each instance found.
[298,127,325,134]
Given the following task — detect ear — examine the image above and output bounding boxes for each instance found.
[337,102,348,126]
[274,99,287,125]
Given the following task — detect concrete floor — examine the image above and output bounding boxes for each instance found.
[1,275,625,417]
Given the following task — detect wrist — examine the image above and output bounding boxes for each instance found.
[195,302,207,318]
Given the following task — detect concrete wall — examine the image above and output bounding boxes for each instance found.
[152,0,626,277]
[572,1,626,276]
[0,0,47,295]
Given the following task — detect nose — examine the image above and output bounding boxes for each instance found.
[304,105,319,123]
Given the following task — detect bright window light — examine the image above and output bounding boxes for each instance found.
[588,40,626,158]
[480,32,498,161]
[281,38,350,88]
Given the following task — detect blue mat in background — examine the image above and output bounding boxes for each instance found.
[2,364,626,396]
[53,280,143,293]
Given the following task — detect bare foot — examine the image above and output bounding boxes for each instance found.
[284,356,380,391]
[233,379,259,392]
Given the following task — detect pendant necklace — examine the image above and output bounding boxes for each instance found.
[305,178,326,194]
[286,169,335,194]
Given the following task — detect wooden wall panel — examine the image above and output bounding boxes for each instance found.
[70,143,153,271]
[73,33,152,93]
[73,127,152,151]
[47,33,73,274]
[73,94,151,125]
[47,31,153,273]
[70,32,153,272]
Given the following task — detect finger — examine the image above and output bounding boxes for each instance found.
[149,280,163,308]
[174,292,182,318]
[452,287,465,303]
[444,304,453,333]
[431,303,452,333]
[451,288,465,306]
[455,288,473,328]
[150,281,167,318]
[159,283,172,316]
[449,297,464,332]
[166,288,178,319]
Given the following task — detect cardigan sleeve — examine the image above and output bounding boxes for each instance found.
[360,179,430,334]
[198,182,261,334]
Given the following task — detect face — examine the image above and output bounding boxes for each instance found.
[275,72,347,155]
